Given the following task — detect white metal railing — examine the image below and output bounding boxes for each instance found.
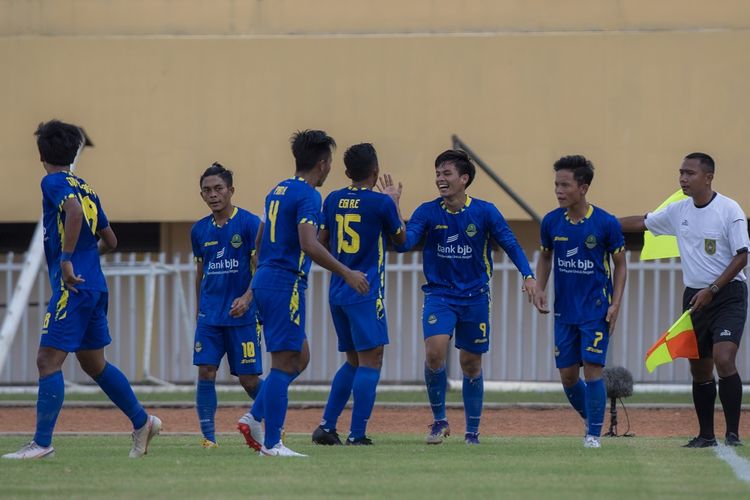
[0,251,748,385]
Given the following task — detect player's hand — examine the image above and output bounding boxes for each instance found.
[606,303,621,336]
[229,292,252,318]
[378,174,403,203]
[526,279,550,313]
[344,269,370,295]
[521,277,538,303]
[61,260,85,293]
[689,288,714,313]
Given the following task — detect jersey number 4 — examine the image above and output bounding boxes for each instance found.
[335,214,361,254]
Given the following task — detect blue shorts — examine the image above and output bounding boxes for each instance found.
[193,316,263,376]
[253,287,306,352]
[40,288,111,353]
[554,318,610,368]
[422,294,490,354]
[330,299,389,352]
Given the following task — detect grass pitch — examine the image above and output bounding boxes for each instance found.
[1,434,748,499]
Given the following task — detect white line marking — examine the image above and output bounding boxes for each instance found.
[714,444,750,485]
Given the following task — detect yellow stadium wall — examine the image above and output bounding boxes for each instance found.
[2,0,750,235]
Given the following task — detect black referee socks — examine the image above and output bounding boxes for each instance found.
[719,373,743,437]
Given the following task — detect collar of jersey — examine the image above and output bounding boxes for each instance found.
[441,195,472,214]
[564,204,593,224]
[211,206,238,227]
[347,185,370,191]
[291,176,306,183]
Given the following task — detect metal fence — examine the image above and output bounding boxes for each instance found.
[1,251,749,385]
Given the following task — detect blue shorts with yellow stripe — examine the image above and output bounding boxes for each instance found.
[193,311,263,376]
[252,287,306,352]
[422,294,491,354]
[40,288,111,352]
[554,317,610,368]
[330,299,389,352]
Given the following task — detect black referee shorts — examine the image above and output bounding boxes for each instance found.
[683,280,748,358]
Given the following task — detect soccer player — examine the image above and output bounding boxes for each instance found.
[397,149,537,445]
[2,120,160,460]
[620,153,748,447]
[311,143,406,446]
[244,130,369,457]
[532,155,626,449]
[191,163,264,449]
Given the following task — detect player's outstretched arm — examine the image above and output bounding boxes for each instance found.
[618,215,646,233]
[298,223,369,295]
[533,250,552,314]
[60,197,85,292]
[378,174,407,246]
[607,250,627,335]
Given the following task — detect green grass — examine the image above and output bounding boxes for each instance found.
[1,435,748,499]
[0,389,696,405]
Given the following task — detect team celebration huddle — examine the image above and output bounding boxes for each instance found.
[3,120,747,459]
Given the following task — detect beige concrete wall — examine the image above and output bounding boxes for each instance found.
[2,1,750,224]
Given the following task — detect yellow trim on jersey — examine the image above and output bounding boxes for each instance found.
[564,204,594,224]
[211,206,238,227]
[378,231,385,317]
[347,185,370,191]
[57,193,76,210]
[289,282,301,326]
[612,245,625,254]
[299,218,317,226]
[440,195,473,214]
[483,238,492,279]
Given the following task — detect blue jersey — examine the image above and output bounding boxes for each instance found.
[253,177,322,292]
[540,205,625,324]
[401,196,533,301]
[321,186,403,306]
[191,206,260,326]
[41,172,109,292]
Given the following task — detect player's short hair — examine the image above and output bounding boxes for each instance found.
[553,155,595,186]
[344,143,378,182]
[434,149,476,188]
[290,130,336,172]
[684,152,715,173]
[34,120,85,167]
[200,162,233,187]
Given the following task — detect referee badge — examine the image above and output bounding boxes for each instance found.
[585,235,597,249]
[231,234,243,248]
[704,239,716,255]
[466,223,478,237]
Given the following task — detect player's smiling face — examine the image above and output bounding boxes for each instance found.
[435,161,468,198]
[200,175,234,214]
[554,169,587,209]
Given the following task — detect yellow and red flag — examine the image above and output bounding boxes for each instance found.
[644,309,699,372]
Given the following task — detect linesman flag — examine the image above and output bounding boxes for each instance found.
[640,189,688,261]
[644,309,699,372]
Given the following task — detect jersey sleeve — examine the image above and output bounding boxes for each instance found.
[93,196,110,232]
[488,204,534,278]
[398,203,429,251]
[379,196,403,236]
[319,193,334,231]
[41,175,76,210]
[540,213,553,252]
[191,224,203,263]
[644,201,678,236]
[246,214,261,255]
[727,202,750,254]
[297,189,321,227]
[605,214,625,254]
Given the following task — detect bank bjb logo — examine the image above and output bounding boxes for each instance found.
[465,223,477,237]
[704,239,716,255]
[585,234,597,249]
[231,234,243,249]
[194,341,202,353]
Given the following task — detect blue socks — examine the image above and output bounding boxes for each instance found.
[585,378,606,437]
[196,379,217,442]
[462,372,483,434]
[263,368,296,449]
[563,379,588,421]
[424,364,447,421]
[34,371,65,447]
[95,363,147,430]
[321,362,356,431]
[350,366,381,439]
